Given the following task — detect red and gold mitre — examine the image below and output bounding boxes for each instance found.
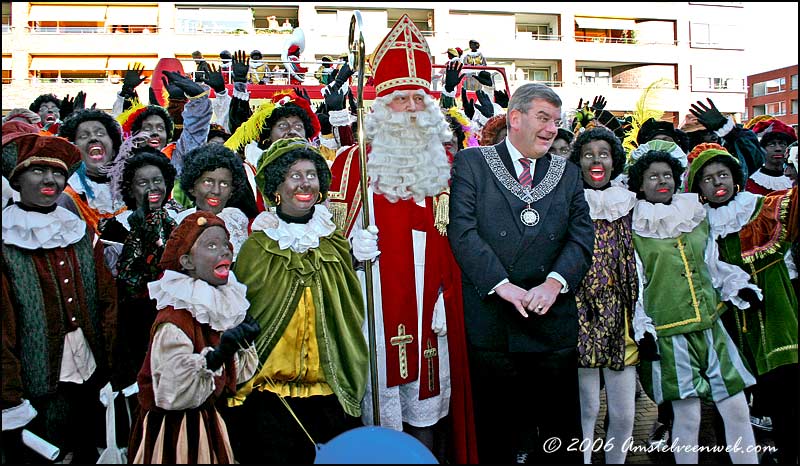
[371,15,432,98]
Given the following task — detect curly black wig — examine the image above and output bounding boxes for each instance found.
[570,126,626,180]
[627,150,685,199]
[120,146,177,209]
[179,144,247,204]
[29,94,60,113]
[258,104,314,149]
[689,154,744,194]
[261,146,331,205]
[58,109,124,156]
[131,106,174,143]
[556,128,574,146]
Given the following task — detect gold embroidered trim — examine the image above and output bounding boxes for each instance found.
[375,77,431,94]
[656,237,703,330]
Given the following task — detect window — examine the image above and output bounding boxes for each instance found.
[765,101,786,116]
[693,75,744,91]
[791,74,798,90]
[690,22,741,48]
[753,77,786,97]
[792,99,798,115]
[2,1,10,32]
[517,23,550,39]
[577,68,611,86]
[175,8,253,34]
[523,68,550,82]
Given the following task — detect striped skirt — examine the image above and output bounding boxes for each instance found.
[129,405,234,464]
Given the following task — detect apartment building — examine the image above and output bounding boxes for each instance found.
[2,2,754,124]
[744,65,799,127]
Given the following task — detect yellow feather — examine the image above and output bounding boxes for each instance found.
[622,78,673,156]
[115,98,145,128]
[224,101,277,152]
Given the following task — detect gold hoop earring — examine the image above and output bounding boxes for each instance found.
[734,185,740,194]
[274,193,281,206]
[317,192,324,204]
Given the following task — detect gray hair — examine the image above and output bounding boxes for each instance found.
[507,83,562,117]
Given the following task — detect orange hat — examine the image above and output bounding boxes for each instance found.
[159,211,229,272]
[371,15,432,98]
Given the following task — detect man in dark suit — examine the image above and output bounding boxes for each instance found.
[448,83,594,463]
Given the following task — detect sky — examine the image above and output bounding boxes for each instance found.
[741,2,798,75]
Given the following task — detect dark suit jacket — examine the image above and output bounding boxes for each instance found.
[448,141,594,353]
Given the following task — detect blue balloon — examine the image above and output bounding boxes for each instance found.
[314,426,439,464]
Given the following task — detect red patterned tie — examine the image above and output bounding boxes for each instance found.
[518,158,532,188]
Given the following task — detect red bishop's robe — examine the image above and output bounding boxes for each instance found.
[328,144,478,464]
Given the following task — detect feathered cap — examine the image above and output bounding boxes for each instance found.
[570,103,629,141]
[751,118,796,147]
[621,78,672,154]
[371,15,432,98]
[224,90,320,153]
[628,139,687,169]
[446,107,479,149]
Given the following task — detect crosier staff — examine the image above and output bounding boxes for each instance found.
[348,10,381,425]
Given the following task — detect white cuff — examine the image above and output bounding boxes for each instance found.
[328,109,351,127]
[233,82,249,100]
[547,272,569,293]
[2,399,37,431]
[319,134,339,150]
[441,88,457,99]
[715,116,735,138]
[488,278,510,295]
[472,111,489,128]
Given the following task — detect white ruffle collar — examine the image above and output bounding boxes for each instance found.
[704,191,759,239]
[632,193,707,239]
[259,204,337,254]
[584,186,637,221]
[749,169,793,191]
[2,204,86,249]
[67,172,125,214]
[147,270,248,332]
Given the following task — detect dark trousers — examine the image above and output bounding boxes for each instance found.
[468,347,582,464]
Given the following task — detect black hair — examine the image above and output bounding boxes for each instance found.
[760,131,796,148]
[131,106,174,143]
[627,150,685,199]
[258,104,313,148]
[261,147,331,205]
[120,147,177,209]
[179,144,247,204]
[690,154,744,194]
[58,109,124,155]
[569,126,626,180]
[207,125,231,143]
[556,128,574,145]
[29,94,60,112]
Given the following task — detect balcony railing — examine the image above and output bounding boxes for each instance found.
[29,26,158,34]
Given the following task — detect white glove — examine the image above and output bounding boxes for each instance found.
[352,225,380,262]
[431,293,447,336]
[99,382,117,408]
[250,211,278,232]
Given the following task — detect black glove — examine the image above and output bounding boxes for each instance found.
[444,61,464,93]
[73,91,87,112]
[736,287,762,311]
[98,217,129,244]
[461,87,475,120]
[690,98,727,132]
[474,90,495,119]
[591,95,607,112]
[163,70,204,98]
[205,316,261,372]
[231,50,250,84]
[317,113,332,135]
[148,86,160,106]
[293,87,311,105]
[201,63,226,94]
[348,88,357,114]
[122,62,146,97]
[493,89,509,109]
[637,332,661,362]
[331,63,354,92]
[161,74,185,101]
[59,94,75,120]
[324,87,346,112]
